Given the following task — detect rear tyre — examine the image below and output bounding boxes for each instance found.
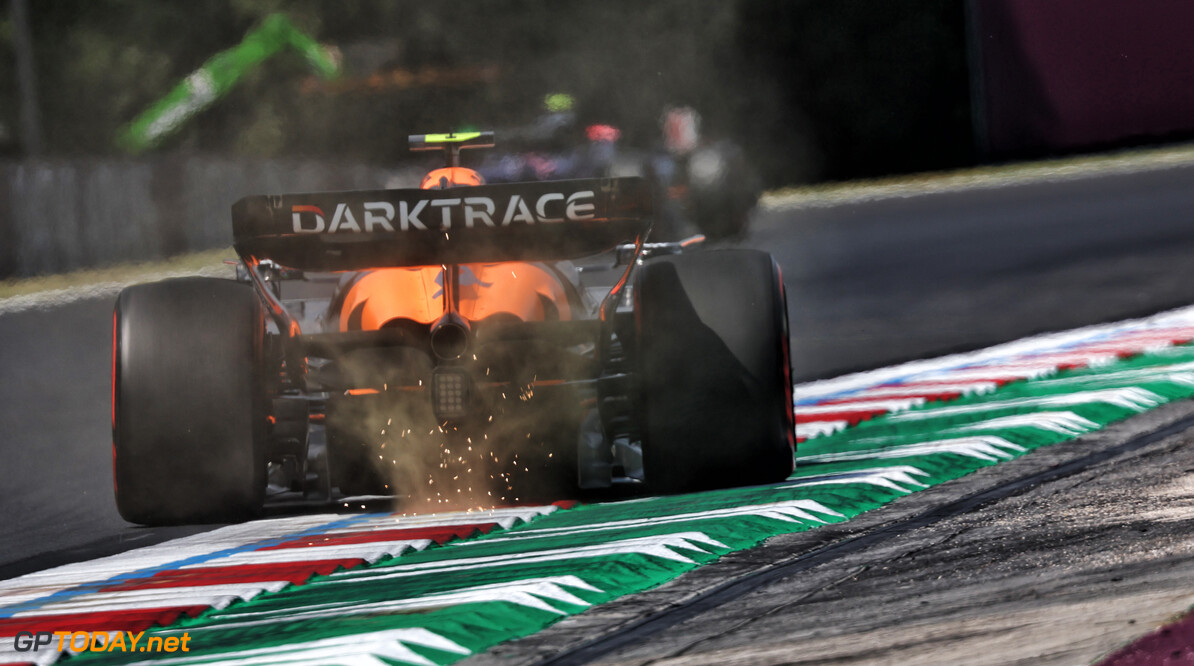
[636,249,795,494]
[113,278,267,525]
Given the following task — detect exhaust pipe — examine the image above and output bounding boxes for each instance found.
[431,264,471,361]
[430,313,471,361]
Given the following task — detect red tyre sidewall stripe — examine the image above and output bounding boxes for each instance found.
[111,304,120,494]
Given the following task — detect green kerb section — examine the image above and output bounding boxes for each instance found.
[71,345,1194,665]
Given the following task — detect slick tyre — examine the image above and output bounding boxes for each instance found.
[112,278,267,525]
[636,249,796,494]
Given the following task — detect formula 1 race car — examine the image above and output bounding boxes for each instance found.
[475,105,762,241]
[111,131,795,525]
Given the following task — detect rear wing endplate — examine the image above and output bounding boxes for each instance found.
[232,177,652,271]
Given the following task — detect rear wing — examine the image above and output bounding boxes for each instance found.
[408,132,494,167]
[232,177,652,271]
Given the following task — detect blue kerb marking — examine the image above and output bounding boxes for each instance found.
[0,513,385,618]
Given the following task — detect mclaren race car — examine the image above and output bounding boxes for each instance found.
[111,131,795,525]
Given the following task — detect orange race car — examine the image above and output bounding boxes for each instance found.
[110,131,795,525]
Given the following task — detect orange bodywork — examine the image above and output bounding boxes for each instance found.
[338,262,573,331]
[421,167,486,189]
[338,165,573,331]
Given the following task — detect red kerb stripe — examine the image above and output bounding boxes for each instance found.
[794,409,888,425]
[99,559,369,591]
[259,523,496,550]
[0,606,209,637]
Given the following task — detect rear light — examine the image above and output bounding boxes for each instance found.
[433,370,470,420]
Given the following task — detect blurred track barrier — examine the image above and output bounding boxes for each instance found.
[0,157,421,279]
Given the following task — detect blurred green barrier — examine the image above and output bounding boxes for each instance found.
[117,13,339,154]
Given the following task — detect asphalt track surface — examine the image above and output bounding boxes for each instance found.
[479,384,1194,665]
[753,164,1194,380]
[4,160,1194,646]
